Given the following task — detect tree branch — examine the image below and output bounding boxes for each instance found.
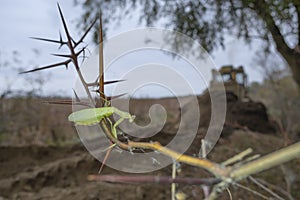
[88,175,220,186]
[98,119,229,178]
[230,141,300,180]
[294,1,300,46]
[252,0,293,56]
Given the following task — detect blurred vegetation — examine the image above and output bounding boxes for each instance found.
[0,50,50,98]
[0,96,77,146]
[75,0,300,91]
[248,50,300,143]
[0,50,76,146]
[249,71,300,142]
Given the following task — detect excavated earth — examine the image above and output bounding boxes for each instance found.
[0,94,299,200]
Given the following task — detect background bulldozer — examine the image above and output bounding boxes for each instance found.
[206,65,277,134]
[210,65,248,101]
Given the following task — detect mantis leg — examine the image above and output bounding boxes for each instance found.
[112,117,125,139]
[107,108,135,139]
[114,108,135,122]
[106,118,116,138]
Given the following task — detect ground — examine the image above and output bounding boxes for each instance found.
[0,96,299,199]
[0,130,299,200]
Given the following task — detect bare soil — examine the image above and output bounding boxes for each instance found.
[0,96,299,199]
[1,131,299,200]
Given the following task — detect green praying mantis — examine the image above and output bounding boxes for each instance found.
[68,106,135,139]
[68,105,135,174]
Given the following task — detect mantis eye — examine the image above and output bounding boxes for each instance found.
[129,115,136,122]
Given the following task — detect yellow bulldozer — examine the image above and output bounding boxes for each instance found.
[210,65,248,101]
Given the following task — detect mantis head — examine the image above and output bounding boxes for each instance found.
[129,115,136,123]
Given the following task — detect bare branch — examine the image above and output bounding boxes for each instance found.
[248,176,285,200]
[252,1,293,56]
[88,175,220,186]
[294,1,300,46]
[230,141,300,180]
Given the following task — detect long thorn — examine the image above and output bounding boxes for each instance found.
[51,53,72,58]
[30,37,67,45]
[57,3,73,51]
[73,89,81,102]
[98,13,105,107]
[74,17,98,48]
[19,59,72,74]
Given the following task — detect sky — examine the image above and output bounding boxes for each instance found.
[0,0,267,98]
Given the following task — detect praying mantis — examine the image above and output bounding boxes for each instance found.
[68,106,135,174]
[68,106,135,139]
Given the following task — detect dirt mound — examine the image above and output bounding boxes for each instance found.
[226,99,276,133]
[116,92,277,136]
[225,92,277,135]
[1,95,276,147]
[196,91,277,135]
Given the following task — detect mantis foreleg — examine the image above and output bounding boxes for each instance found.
[110,108,135,138]
[112,117,125,138]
